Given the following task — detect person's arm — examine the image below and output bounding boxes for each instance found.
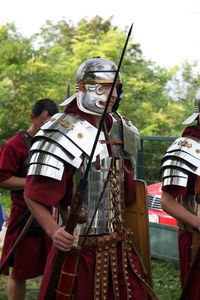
[161,191,200,231]
[0,176,26,190]
[0,138,28,191]
[24,195,76,252]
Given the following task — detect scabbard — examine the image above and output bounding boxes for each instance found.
[56,252,80,300]
[43,248,81,300]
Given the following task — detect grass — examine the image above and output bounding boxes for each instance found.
[0,271,42,299]
[152,258,181,299]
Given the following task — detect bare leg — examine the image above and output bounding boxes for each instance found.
[7,276,26,300]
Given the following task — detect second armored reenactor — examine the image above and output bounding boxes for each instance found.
[161,89,200,299]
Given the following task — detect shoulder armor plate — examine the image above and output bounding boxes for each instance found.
[28,112,109,180]
[161,137,200,187]
[109,113,140,160]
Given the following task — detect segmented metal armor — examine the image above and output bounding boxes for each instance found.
[28,111,140,235]
[161,136,200,214]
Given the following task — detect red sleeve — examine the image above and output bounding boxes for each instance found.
[24,165,75,207]
[0,134,28,182]
[162,185,187,196]
[162,172,196,196]
[124,160,135,202]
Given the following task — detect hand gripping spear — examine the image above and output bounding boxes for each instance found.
[43,24,133,300]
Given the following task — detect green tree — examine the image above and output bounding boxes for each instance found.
[0,23,35,143]
[0,16,199,153]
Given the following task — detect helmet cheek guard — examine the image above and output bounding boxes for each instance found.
[96,84,107,109]
[77,84,107,116]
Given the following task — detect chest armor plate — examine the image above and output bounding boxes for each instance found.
[80,157,124,235]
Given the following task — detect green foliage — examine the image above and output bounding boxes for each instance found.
[0,16,200,154]
[0,192,10,215]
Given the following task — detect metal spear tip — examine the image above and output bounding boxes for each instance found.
[128,23,133,36]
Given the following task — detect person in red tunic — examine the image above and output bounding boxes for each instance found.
[161,89,200,299]
[24,58,157,300]
[0,98,59,300]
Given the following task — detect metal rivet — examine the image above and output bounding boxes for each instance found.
[77,133,83,139]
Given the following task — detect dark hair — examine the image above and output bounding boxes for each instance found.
[32,98,59,117]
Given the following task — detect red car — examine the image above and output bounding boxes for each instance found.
[147,182,177,227]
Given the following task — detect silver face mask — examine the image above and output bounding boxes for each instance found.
[77,83,107,116]
[60,57,122,115]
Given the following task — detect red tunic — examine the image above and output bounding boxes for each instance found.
[0,132,52,279]
[24,105,148,299]
[162,125,200,299]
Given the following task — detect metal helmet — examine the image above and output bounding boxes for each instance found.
[182,89,200,124]
[60,57,122,115]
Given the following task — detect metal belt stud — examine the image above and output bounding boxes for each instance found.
[109,236,120,300]
[122,241,132,300]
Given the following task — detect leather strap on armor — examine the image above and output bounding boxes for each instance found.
[103,122,124,233]
[94,236,110,300]
[78,229,158,300]
[126,240,158,300]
